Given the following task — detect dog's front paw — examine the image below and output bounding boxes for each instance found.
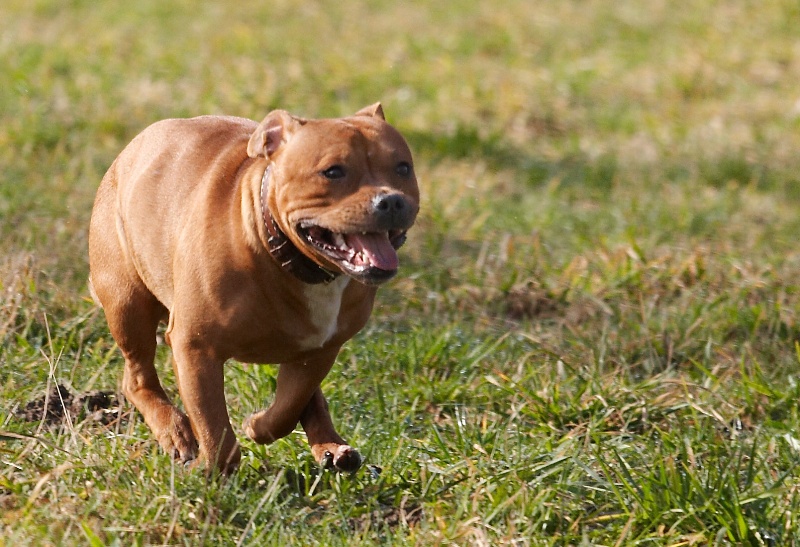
[312,443,362,473]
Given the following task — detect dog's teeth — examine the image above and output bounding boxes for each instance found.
[332,233,346,248]
[355,250,370,267]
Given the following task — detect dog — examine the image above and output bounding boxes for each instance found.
[88,103,419,473]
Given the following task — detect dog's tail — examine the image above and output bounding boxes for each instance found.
[88,276,102,307]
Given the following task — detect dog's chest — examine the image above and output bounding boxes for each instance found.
[299,277,350,350]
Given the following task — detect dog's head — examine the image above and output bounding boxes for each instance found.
[248,104,420,285]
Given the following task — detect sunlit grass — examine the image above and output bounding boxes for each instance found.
[3,0,800,544]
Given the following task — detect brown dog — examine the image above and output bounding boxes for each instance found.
[88,103,419,473]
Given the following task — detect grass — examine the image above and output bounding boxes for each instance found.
[2,0,800,544]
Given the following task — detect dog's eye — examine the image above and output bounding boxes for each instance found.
[322,166,346,180]
[395,162,412,177]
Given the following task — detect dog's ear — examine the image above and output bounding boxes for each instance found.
[354,102,385,120]
[247,110,306,159]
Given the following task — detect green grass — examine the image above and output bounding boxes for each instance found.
[3,0,800,544]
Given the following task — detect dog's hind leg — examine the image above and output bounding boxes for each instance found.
[89,178,198,464]
[93,281,198,463]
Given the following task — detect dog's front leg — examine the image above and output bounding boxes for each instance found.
[170,337,241,474]
[243,348,359,471]
[300,387,362,472]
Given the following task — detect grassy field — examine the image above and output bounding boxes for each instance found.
[3,0,800,544]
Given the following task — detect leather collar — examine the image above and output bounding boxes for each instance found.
[260,166,339,284]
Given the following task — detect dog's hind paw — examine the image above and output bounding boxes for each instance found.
[154,409,198,463]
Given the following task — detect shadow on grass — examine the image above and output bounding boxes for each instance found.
[404,125,619,192]
[405,124,800,200]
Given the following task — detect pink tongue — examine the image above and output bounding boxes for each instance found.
[345,233,399,271]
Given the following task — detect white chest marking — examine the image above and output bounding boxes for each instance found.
[300,276,349,350]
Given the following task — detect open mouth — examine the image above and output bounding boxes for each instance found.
[297,223,407,280]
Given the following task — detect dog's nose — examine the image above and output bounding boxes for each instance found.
[373,193,406,213]
[372,193,413,228]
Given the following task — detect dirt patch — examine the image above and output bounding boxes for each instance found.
[503,281,563,320]
[15,384,123,427]
[348,503,423,532]
[453,280,612,327]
